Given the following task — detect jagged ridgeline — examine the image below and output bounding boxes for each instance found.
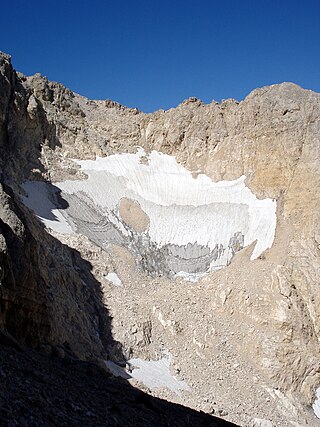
[0,51,320,426]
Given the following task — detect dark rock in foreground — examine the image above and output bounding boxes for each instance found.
[0,339,237,427]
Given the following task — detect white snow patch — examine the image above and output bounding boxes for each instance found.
[56,149,276,262]
[313,386,320,419]
[175,271,207,283]
[22,150,277,272]
[105,272,122,287]
[105,354,190,395]
[127,355,190,394]
[21,181,73,234]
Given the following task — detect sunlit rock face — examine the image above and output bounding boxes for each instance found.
[23,149,277,280]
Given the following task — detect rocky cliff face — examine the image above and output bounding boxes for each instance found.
[0,51,320,426]
[0,180,114,360]
[0,53,119,362]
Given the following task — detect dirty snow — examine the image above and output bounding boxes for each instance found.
[105,272,122,287]
[127,356,190,394]
[105,354,190,395]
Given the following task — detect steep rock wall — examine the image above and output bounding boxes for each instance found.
[0,54,119,362]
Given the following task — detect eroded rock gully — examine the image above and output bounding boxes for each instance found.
[0,51,320,426]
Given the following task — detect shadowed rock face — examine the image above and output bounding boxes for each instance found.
[0,182,115,360]
[0,339,238,427]
[1,51,320,426]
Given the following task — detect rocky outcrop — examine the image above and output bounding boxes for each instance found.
[0,53,115,362]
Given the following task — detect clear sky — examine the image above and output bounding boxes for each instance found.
[1,0,320,112]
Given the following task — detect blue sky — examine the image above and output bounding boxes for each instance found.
[2,0,320,112]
